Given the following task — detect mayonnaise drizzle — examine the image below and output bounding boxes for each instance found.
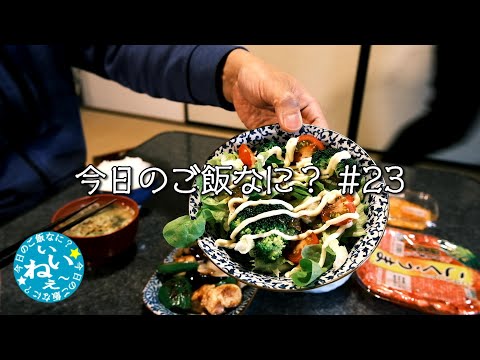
[283,137,298,167]
[320,150,351,179]
[216,136,361,267]
[228,197,248,214]
[215,239,237,248]
[234,212,359,244]
[318,221,352,268]
[353,192,361,206]
[224,147,286,192]
[229,190,359,241]
[330,239,349,270]
[234,237,255,254]
[293,191,329,212]
[227,199,294,225]
[230,209,295,240]
[257,146,284,165]
[294,156,312,169]
[292,171,311,182]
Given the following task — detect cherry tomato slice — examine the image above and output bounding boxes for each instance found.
[238,144,256,168]
[287,233,320,264]
[294,144,317,162]
[321,195,356,226]
[294,135,325,162]
[298,135,325,151]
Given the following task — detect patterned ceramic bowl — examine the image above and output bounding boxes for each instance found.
[192,124,389,291]
[142,250,258,315]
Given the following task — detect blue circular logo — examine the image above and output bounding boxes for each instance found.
[13,231,84,303]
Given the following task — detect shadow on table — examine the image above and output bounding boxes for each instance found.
[84,244,138,279]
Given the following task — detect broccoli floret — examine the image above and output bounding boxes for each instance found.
[312,147,341,169]
[312,147,361,175]
[230,203,295,256]
[230,204,293,236]
[230,204,298,274]
[254,235,286,262]
[311,147,363,192]
[254,140,285,167]
[229,216,244,233]
[255,140,283,154]
[334,157,362,178]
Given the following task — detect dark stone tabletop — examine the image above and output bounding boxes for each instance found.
[1,132,478,315]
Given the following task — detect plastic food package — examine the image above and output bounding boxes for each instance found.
[388,190,439,231]
[356,227,480,315]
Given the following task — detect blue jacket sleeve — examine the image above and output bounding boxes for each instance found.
[68,45,245,110]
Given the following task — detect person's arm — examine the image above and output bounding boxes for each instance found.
[219,49,328,132]
[68,45,328,132]
[67,45,242,110]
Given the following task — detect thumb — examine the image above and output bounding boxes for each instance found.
[276,93,303,133]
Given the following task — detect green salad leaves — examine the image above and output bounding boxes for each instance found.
[291,244,336,287]
[163,176,229,248]
[162,137,371,289]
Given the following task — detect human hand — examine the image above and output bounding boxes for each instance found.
[222,49,328,132]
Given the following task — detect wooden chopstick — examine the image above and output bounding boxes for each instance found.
[0,198,116,269]
[35,198,100,235]
[54,199,117,233]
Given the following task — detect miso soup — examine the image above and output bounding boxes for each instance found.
[63,203,135,237]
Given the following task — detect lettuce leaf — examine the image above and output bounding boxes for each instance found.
[358,177,366,202]
[163,215,206,248]
[291,258,327,287]
[341,202,368,239]
[207,153,238,166]
[301,244,335,267]
[163,176,229,248]
[253,256,293,277]
[289,244,338,287]
[207,157,222,166]
[201,197,228,222]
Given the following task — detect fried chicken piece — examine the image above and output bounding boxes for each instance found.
[191,284,215,314]
[191,283,242,315]
[175,255,196,263]
[203,284,242,315]
[174,248,190,258]
[191,284,215,302]
[197,260,227,277]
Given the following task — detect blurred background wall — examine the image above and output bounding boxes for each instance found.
[76,45,479,167]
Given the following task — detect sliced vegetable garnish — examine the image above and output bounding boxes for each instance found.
[287,233,320,264]
[294,135,325,162]
[291,258,327,287]
[158,276,193,311]
[238,144,256,168]
[216,277,237,286]
[157,261,199,274]
[321,194,356,226]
